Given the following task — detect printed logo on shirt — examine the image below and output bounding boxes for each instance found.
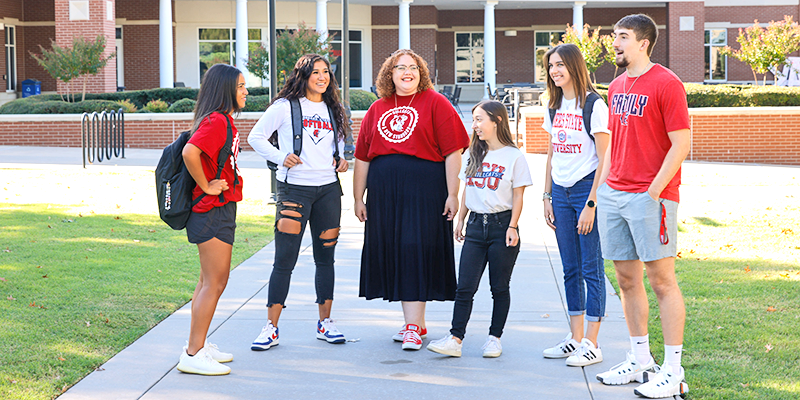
[611,93,649,126]
[230,131,241,173]
[303,114,334,145]
[552,112,584,132]
[557,129,567,143]
[466,163,505,191]
[377,106,419,143]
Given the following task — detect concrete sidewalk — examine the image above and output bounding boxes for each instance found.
[1,145,661,400]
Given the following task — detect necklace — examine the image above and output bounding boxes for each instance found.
[394,92,417,109]
[621,62,652,123]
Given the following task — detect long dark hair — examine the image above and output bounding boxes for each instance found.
[544,43,599,111]
[465,100,516,177]
[191,63,243,134]
[271,54,346,140]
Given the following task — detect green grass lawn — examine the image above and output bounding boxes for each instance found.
[604,165,800,400]
[0,168,274,399]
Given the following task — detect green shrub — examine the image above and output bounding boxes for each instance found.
[739,86,800,106]
[242,95,271,112]
[167,98,196,113]
[144,99,169,113]
[684,84,744,107]
[247,87,270,97]
[348,89,377,110]
[0,98,125,114]
[118,99,138,113]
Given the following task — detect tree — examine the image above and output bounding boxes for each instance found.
[722,16,800,85]
[73,36,116,102]
[245,22,336,90]
[561,24,612,84]
[30,36,115,102]
[30,40,80,102]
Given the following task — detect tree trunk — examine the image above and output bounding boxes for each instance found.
[82,74,87,102]
[752,69,758,86]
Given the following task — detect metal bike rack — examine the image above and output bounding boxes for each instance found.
[81,109,125,168]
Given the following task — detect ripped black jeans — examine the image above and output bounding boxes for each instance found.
[268,180,342,307]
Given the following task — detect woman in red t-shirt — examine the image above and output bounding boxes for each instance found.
[176,63,246,376]
[354,49,469,351]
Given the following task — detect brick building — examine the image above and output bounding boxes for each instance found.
[1,0,798,105]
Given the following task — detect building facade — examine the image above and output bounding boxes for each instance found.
[1,0,798,104]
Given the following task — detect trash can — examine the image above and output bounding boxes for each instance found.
[21,79,41,98]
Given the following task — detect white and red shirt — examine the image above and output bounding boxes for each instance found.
[459,146,533,214]
[355,89,469,162]
[606,64,690,202]
[542,93,610,187]
[188,112,243,213]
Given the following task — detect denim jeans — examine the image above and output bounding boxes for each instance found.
[450,210,520,340]
[552,171,606,321]
[268,180,342,307]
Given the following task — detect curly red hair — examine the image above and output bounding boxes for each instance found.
[375,49,435,99]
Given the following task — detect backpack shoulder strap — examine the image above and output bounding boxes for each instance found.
[326,103,341,162]
[548,107,557,128]
[582,92,601,140]
[214,112,236,201]
[289,98,303,156]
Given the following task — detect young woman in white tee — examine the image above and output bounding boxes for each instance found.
[541,43,611,367]
[427,100,532,358]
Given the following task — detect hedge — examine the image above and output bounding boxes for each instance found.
[0,99,126,114]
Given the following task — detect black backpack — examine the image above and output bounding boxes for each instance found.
[548,92,602,141]
[156,112,236,230]
[266,98,340,171]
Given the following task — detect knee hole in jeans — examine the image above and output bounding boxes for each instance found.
[277,201,304,234]
[320,227,339,247]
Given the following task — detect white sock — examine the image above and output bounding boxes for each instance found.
[664,344,683,371]
[630,335,652,365]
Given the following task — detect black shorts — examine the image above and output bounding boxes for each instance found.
[186,201,237,245]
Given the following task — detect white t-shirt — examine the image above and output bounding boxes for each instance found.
[541,93,610,187]
[459,146,533,214]
[248,97,344,186]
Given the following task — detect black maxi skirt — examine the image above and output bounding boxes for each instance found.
[359,154,457,302]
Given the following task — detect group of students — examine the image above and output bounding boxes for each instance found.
[172,13,689,399]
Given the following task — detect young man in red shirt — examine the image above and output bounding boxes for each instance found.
[595,14,691,398]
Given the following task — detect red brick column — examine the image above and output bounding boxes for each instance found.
[666,1,705,82]
[55,0,117,94]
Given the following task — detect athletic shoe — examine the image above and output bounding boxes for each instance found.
[177,346,231,376]
[565,338,603,367]
[633,364,689,398]
[185,341,233,363]
[251,321,279,351]
[482,335,502,358]
[401,324,423,350]
[316,318,346,344]
[543,332,580,359]
[426,334,462,357]
[596,351,657,385]
[392,325,428,342]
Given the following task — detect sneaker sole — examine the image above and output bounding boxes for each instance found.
[251,340,279,351]
[212,355,233,363]
[566,357,603,367]
[543,352,572,359]
[176,364,231,376]
[483,352,502,358]
[633,381,689,398]
[597,370,652,385]
[402,342,422,350]
[426,345,461,357]
[317,333,346,344]
[393,334,427,342]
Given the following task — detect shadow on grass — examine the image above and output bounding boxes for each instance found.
[692,216,725,227]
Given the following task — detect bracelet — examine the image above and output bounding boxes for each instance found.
[508,225,519,231]
[542,192,552,200]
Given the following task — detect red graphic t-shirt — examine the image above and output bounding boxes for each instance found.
[187,112,244,213]
[355,89,469,162]
[606,64,690,202]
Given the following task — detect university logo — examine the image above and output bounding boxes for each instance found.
[557,129,567,143]
[378,106,418,143]
[467,163,506,191]
[303,114,333,145]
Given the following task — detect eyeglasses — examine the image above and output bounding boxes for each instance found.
[394,65,419,72]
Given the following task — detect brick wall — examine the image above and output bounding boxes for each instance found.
[436,31,454,84]
[371,29,398,82]
[522,107,800,165]
[117,0,159,20]
[24,0,55,21]
[122,25,160,90]
[410,28,436,73]
[667,2,705,82]
[23,26,57,92]
[0,0,22,19]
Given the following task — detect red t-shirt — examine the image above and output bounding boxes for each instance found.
[606,64,690,202]
[187,112,244,213]
[355,89,469,162]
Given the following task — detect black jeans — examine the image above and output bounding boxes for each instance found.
[450,210,520,340]
[268,180,342,307]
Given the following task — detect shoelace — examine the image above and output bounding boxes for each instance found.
[324,319,338,332]
[206,342,219,351]
[482,338,499,350]
[403,329,420,342]
[574,344,593,358]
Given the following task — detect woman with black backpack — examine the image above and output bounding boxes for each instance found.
[177,63,247,375]
[248,54,349,351]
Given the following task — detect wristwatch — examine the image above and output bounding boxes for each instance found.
[543,192,552,200]
[586,200,596,208]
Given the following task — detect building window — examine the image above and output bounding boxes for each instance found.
[329,30,362,88]
[5,25,16,92]
[705,29,727,81]
[198,28,262,85]
[456,32,484,83]
[535,31,564,83]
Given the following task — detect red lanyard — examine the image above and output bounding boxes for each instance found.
[659,202,669,245]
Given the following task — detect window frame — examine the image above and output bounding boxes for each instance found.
[455,31,484,84]
[328,29,363,88]
[5,25,17,92]
[534,30,565,83]
[704,28,727,82]
[197,27,264,85]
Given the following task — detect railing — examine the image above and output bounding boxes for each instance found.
[81,109,125,168]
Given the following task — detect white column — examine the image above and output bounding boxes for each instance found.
[235,0,249,81]
[316,0,328,41]
[573,2,586,37]
[483,1,497,99]
[159,0,174,88]
[398,0,412,50]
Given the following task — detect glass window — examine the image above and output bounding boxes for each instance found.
[455,32,484,83]
[704,29,727,81]
[329,29,363,88]
[5,26,16,91]
[534,30,564,83]
[199,28,265,85]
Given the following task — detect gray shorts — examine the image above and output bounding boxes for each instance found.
[596,183,678,262]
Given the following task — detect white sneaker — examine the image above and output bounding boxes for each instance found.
[251,320,279,351]
[426,334,462,357]
[482,335,502,358]
[392,325,428,342]
[596,351,657,385]
[316,318,346,344]
[543,332,580,359]
[633,364,689,398]
[565,338,603,367]
[184,341,233,363]
[177,346,231,376]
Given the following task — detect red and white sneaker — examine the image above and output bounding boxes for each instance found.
[401,324,423,350]
[392,325,427,342]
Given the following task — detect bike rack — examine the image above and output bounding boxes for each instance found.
[81,109,125,168]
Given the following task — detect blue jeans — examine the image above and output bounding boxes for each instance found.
[552,171,606,321]
[450,210,520,340]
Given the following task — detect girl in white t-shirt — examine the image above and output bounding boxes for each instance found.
[427,100,532,358]
[541,43,610,367]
